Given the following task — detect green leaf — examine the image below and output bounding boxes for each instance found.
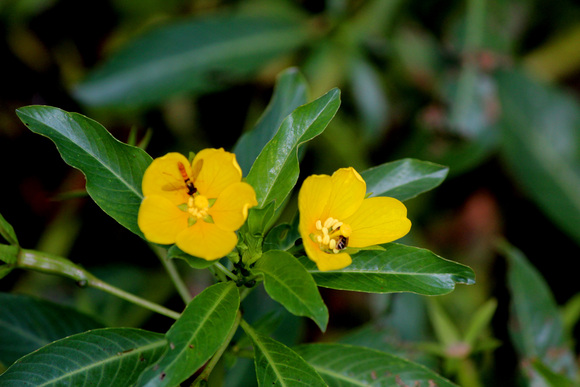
[246,88,341,211]
[167,245,216,269]
[241,320,327,387]
[74,14,309,109]
[295,343,457,387]
[498,240,577,379]
[0,328,166,386]
[16,106,152,237]
[497,69,580,245]
[0,293,104,367]
[263,215,300,252]
[300,243,475,295]
[254,250,328,332]
[137,281,240,387]
[0,213,18,245]
[0,244,18,264]
[360,158,449,201]
[234,67,309,176]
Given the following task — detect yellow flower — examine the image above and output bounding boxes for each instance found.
[298,167,411,271]
[138,149,257,260]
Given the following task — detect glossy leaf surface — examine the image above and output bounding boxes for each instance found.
[74,14,309,108]
[234,67,309,175]
[242,321,326,387]
[361,158,449,201]
[295,343,456,387]
[300,243,475,295]
[246,88,341,210]
[16,106,152,237]
[0,328,166,386]
[137,281,240,387]
[0,293,104,367]
[254,250,328,331]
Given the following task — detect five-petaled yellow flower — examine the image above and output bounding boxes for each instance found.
[138,149,257,260]
[298,167,411,271]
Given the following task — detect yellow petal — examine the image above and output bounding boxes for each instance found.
[193,148,242,198]
[298,174,332,238]
[175,221,238,260]
[303,237,352,271]
[325,167,366,220]
[142,152,190,205]
[138,195,188,244]
[344,197,411,247]
[210,182,257,231]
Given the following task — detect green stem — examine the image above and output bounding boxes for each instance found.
[214,262,238,281]
[191,310,242,386]
[17,248,182,320]
[150,244,192,304]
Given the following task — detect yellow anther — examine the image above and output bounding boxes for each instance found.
[333,221,343,229]
[329,239,336,250]
[322,234,330,245]
[316,220,323,230]
[323,217,334,229]
[317,235,323,243]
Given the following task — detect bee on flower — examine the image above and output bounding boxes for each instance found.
[298,167,411,271]
[138,149,257,260]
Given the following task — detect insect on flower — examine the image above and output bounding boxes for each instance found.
[177,161,197,196]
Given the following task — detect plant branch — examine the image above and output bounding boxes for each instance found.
[150,244,192,304]
[17,248,182,320]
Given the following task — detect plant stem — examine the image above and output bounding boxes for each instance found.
[150,244,192,304]
[191,310,242,386]
[214,262,238,281]
[17,248,182,320]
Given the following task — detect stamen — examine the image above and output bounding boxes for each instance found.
[329,239,336,250]
[316,220,322,230]
[322,234,330,245]
[324,217,334,229]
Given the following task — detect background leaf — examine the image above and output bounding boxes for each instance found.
[0,328,166,387]
[254,250,328,331]
[0,212,18,245]
[295,343,456,387]
[361,158,449,201]
[246,88,341,210]
[74,14,310,109]
[234,67,309,176]
[299,243,475,295]
[498,240,578,380]
[16,106,152,237]
[137,281,240,387]
[497,69,580,245]
[0,292,104,367]
[241,320,326,387]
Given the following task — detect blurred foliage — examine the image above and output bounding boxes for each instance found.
[1,0,580,385]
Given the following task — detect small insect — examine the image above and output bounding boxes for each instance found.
[335,235,348,251]
[177,161,197,196]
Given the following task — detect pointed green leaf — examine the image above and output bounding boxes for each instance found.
[0,244,18,265]
[361,158,449,201]
[0,213,18,246]
[74,15,309,109]
[0,328,166,387]
[16,106,152,237]
[137,281,240,387]
[295,343,457,387]
[246,88,341,211]
[167,245,216,269]
[498,240,577,379]
[0,293,105,367]
[241,320,326,387]
[497,69,580,245]
[234,67,309,175]
[254,250,328,331]
[300,243,475,295]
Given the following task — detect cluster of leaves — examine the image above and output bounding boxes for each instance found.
[2,0,580,385]
[0,68,476,385]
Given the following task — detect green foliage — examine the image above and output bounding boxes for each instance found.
[2,0,580,385]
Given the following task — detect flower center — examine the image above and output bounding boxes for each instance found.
[311,217,352,254]
[179,194,215,226]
